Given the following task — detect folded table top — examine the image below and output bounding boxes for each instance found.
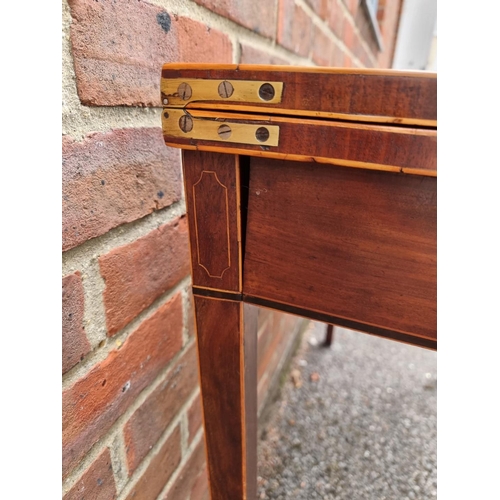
[161,64,437,176]
[161,63,437,126]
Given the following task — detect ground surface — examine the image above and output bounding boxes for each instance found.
[257,322,437,500]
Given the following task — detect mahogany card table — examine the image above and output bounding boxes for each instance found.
[160,64,437,500]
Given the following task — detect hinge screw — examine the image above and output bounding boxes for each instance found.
[178,82,192,100]
[255,127,270,142]
[259,83,275,101]
[218,81,234,99]
[179,115,193,133]
[217,124,232,140]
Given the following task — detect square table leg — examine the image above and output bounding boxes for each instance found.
[193,297,257,500]
[183,150,257,499]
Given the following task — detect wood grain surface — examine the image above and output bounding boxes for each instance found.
[243,295,436,350]
[162,64,437,126]
[183,150,242,292]
[166,110,436,176]
[193,295,257,500]
[243,303,258,500]
[172,65,439,500]
[243,158,437,342]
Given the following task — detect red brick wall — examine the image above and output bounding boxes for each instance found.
[62,0,403,497]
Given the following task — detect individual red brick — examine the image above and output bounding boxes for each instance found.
[352,32,364,62]
[358,43,375,68]
[328,1,345,39]
[377,0,386,23]
[63,448,116,500]
[62,293,183,478]
[277,0,312,58]
[125,426,181,500]
[257,314,303,411]
[99,217,190,336]
[240,44,288,65]
[344,18,354,49]
[257,308,274,332]
[283,315,303,333]
[124,344,199,473]
[193,0,277,39]
[312,26,333,66]
[187,393,203,446]
[330,44,346,67]
[345,0,359,16]
[186,289,196,340]
[258,318,286,381]
[163,439,206,500]
[353,6,380,57]
[68,0,232,106]
[62,271,91,374]
[377,0,403,68]
[257,314,276,376]
[305,0,328,19]
[257,372,271,411]
[257,326,295,411]
[62,128,182,251]
[190,467,209,500]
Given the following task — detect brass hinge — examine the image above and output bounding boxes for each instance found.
[160,78,284,107]
[162,109,280,147]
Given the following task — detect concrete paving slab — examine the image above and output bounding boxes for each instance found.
[258,322,437,500]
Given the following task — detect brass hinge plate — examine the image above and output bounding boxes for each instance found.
[162,109,280,147]
[161,78,284,107]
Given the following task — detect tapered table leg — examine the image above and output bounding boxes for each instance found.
[194,295,257,500]
[183,150,258,498]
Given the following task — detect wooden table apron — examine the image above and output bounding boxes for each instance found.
[162,64,437,500]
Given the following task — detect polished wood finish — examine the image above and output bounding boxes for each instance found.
[161,64,437,499]
[193,296,257,500]
[183,151,242,292]
[184,149,258,500]
[242,303,258,500]
[164,110,436,176]
[162,64,437,126]
[244,158,436,343]
[243,294,436,350]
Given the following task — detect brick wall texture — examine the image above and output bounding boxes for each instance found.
[62,0,403,497]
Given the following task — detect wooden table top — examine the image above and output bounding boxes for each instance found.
[161,64,436,177]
